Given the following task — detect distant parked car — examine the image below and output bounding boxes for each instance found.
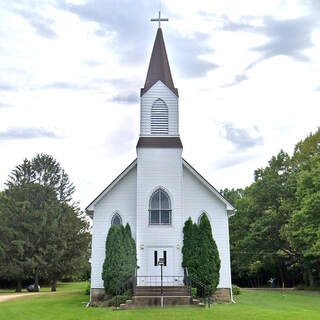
[27,284,40,292]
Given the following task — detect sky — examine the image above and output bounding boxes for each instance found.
[0,0,319,209]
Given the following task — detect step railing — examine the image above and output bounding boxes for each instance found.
[115,275,136,307]
[114,270,212,308]
[136,275,185,287]
[184,268,212,308]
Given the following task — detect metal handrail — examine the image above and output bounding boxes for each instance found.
[115,275,136,307]
[184,268,212,308]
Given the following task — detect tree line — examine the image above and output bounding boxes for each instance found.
[222,129,320,288]
[0,154,91,292]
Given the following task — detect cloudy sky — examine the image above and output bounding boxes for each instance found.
[0,0,319,208]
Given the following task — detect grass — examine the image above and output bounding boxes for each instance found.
[0,282,319,320]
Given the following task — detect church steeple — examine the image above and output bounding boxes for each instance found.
[141,28,178,97]
[137,17,181,147]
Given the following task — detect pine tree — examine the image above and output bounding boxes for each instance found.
[124,223,137,278]
[182,215,220,296]
[198,214,221,294]
[102,224,137,296]
[182,217,199,277]
[1,155,90,291]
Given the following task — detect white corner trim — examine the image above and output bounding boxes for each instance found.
[182,159,236,213]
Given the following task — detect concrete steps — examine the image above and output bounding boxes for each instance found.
[113,286,207,309]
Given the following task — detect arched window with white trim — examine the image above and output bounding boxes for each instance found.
[111,213,122,226]
[151,98,168,134]
[149,189,171,225]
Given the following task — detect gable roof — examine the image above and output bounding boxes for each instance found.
[182,159,236,215]
[85,158,236,216]
[85,159,137,214]
[141,28,178,97]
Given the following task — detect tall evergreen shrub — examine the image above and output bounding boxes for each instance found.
[102,223,137,296]
[182,214,220,295]
[198,214,221,293]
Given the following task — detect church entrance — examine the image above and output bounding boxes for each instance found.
[145,247,175,286]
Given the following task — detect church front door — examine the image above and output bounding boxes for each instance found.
[146,247,175,286]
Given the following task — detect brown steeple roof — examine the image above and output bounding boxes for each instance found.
[141,28,178,97]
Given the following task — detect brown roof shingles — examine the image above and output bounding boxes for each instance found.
[141,28,178,97]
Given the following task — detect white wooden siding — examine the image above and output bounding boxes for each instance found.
[136,147,184,277]
[182,166,232,289]
[90,158,232,290]
[90,166,137,289]
[140,81,179,136]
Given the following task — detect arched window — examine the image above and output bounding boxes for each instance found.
[149,189,171,225]
[111,213,122,226]
[151,98,168,134]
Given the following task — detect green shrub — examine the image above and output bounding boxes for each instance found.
[232,285,241,295]
[191,287,197,298]
[104,290,131,307]
[182,215,221,296]
[101,224,137,296]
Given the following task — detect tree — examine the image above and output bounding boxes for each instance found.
[102,224,137,296]
[182,217,199,276]
[6,153,75,203]
[198,214,221,293]
[287,156,320,286]
[224,129,320,288]
[43,203,91,291]
[124,223,137,279]
[0,183,58,291]
[1,154,90,291]
[0,191,32,292]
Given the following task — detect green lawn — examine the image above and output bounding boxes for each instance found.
[0,282,319,320]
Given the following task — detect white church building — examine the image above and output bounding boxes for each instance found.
[87,23,235,302]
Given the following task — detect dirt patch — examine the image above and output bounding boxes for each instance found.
[0,292,40,303]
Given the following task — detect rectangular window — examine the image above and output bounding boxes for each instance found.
[163,250,167,266]
[154,251,158,266]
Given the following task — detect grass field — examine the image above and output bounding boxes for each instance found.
[0,282,319,320]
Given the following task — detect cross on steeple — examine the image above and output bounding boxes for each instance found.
[150,11,168,28]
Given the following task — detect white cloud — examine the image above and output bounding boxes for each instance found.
[0,0,319,207]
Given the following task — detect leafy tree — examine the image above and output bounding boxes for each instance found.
[287,156,320,286]
[225,129,320,288]
[102,224,136,296]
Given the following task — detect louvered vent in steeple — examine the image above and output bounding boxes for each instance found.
[151,98,168,134]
